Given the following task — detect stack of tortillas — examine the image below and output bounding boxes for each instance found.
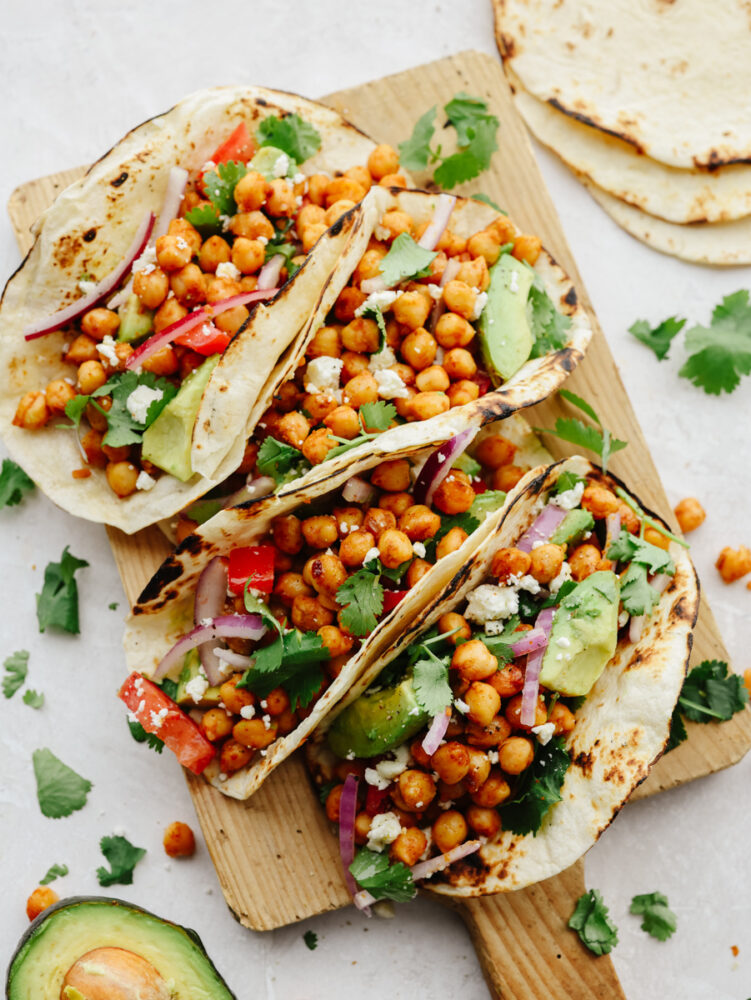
[493,0,751,265]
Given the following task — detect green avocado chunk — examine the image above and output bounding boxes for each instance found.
[249,145,292,181]
[7,896,237,1000]
[477,253,534,386]
[141,354,219,481]
[327,673,429,759]
[539,571,620,697]
[175,649,221,708]
[117,293,153,343]
[550,508,595,547]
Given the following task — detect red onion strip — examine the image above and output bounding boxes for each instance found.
[152,615,265,682]
[628,615,645,643]
[520,606,555,727]
[418,194,457,251]
[339,775,368,912]
[413,428,479,507]
[410,839,482,882]
[194,557,230,686]
[23,212,155,340]
[354,889,376,909]
[428,257,461,333]
[342,476,377,505]
[257,254,285,290]
[421,708,450,757]
[651,573,671,595]
[213,647,252,669]
[510,627,548,658]
[516,504,568,553]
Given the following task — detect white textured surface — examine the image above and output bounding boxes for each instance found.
[0,2,749,997]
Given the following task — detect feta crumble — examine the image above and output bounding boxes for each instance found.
[184,671,209,704]
[412,541,426,558]
[465,584,519,624]
[96,335,120,367]
[374,368,409,399]
[551,480,585,511]
[125,384,164,424]
[368,345,397,371]
[470,290,488,320]
[531,722,556,745]
[363,547,381,566]
[132,245,157,273]
[240,705,256,719]
[215,261,241,281]
[136,470,156,491]
[454,698,470,715]
[77,278,97,296]
[305,356,343,396]
[549,562,573,594]
[375,745,410,781]
[364,767,390,790]
[356,290,398,316]
[273,152,291,177]
[366,811,402,852]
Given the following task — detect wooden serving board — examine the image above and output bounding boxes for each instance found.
[9,51,751,1000]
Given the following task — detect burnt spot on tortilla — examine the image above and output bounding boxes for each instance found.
[563,286,577,307]
[136,561,183,605]
[257,97,268,107]
[573,750,594,777]
[52,232,85,270]
[83,228,97,243]
[498,32,516,59]
[111,171,129,187]
[547,98,646,155]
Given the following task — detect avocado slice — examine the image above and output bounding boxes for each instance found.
[477,254,534,386]
[6,896,237,1000]
[249,145,292,181]
[175,649,221,708]
[117,293,154,343]
[550,508,595,548]
[539,571,620,697]
[141,354,219,481]
[327,673,429,759]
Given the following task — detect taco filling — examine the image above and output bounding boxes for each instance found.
[11,118,406,500]
[306,460,692,904]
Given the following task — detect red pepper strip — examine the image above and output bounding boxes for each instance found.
[119,673,215,775]
[197,122,255,193]
[175,320,231,356]
[228,545,276,596]
[382,590,408,615]
[365,785,392,817]
[472,479,488,495]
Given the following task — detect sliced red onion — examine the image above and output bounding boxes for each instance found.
[520,606,555,727]
[194,557,229,686]
[353,889,376,910]
[339,774,368,911]
[428,257,462,332]
[154,166,190,239]
[410,839,481,882]
[23,212,155,340]
[360,275,386,296]
[517,504,568,553]
[651,572,671,594]
[222,475,276,509]
[628,615,645,643]
[510,627,548,658]
[421,709,450,756]
[342,476,377,505]
[413,428,478,507]
[212,289,278,315]
[257,254,285,290]
[605,512,621,548]
[418,194,456,251]
[214,647,252,669]
[152,615,265,682]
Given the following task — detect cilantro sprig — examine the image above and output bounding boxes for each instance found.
[257,113,322,164]
[0,459,35,509]
[36,547,88,635]
[336,567,384,637]
[667,659,748,752]
[65,371,176,448]
[377,234,437,288]
[127,716,165,753]
[423,489,507,560]
[528,280,572,358]
[607,528,676,617]
[303,929,318,950]
[534,390,627,475]
[40,863,68,885]
[327,402,398,459]
[23,689,44,709]
[96,834,146,887]
[349,848,416,903]
[568,889,619,956]
[2,649,29,698]
[256,436,311,486]
[33,748,92,818]
[499,737,570,835]
[630,892,677,941]
[629,316,686,362]
[412,650,453,716]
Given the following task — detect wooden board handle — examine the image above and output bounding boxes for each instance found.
[454,861,625,999]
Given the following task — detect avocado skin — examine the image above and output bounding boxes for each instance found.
[6,896,237,1000]
[539,571,620,697]
[327,675,429,759]
[550,508,595,547]
[477,254,534,386]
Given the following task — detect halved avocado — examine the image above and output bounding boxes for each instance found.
[327,673,429,759]
[6,896,236,1000]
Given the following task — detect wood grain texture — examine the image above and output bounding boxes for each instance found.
[7,50,750,1000]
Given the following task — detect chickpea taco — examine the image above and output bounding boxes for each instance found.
[177,185,592,537]
[0,85,396,532]
[119,415,550,799]
[304,456,699,904]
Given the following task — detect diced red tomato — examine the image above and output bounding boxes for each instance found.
[197,123,255,194]
[382,590,408,615]
[472,371,492,397]
[228,545,276,596]
[365,785,392,817]
[119,673,215,775]
[472,479,488,495]
[175,320,231,356]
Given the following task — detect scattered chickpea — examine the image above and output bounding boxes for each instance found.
[105,461,139,498]
[233,717,278,750]
[399,505,441,541]
[163,821,196,858]
[26,887,59,922]
[492,465,526,492]
[334,287,366,323]
[674,497,706,534]
[466,806,501,839]
[219,739,254,773]
[398,769,436,811]
[492,547,532,583]
[451,640,498,682]
[438,612,472,645]
[200,708,234,743]
[469,771,511,808]
[432,471,475,515]
[12,392,50,430]
[716,546,751,584]
[436,526,468,560]
[581,484,620,519]
[529,543,566,585]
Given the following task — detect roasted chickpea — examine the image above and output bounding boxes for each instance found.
[466,715,513,749]
[467,230,501,266]
[431,741,470,784]
[392,289,431,331]
[391,826,427,866]
[219,738,254,773]
[376,210,411,242]
[233,717,278,750]
[465,682,502,728]
[512,234,542,266]
[505,694,547,731]
[352,811,373,846]
[410,391,450,422]
[322,784,344,823]
[674,497,706,534]
[434,312,475,350]
[297,221,325,253]
[436,229,467,256]
[264,688,291,717]
[230,210,275,242]
[367,144,400,180]
[276,411,310,450]
[275,572,313,607]
[301,392,337,423]
[549,702,576,736]
[308,325,342,359]
[432,471,475,516]
[581,484,620,519]
[292,595,334,631]
[529,543,565,584]
[462,747,490,793]
[410,739,432,769]
[490,547,531,583]
[206,276,242,305]
[340,350,369,383]
[353,247,387,285]
[470,770,511,808]
[308,553,348,596]
[304,174,328,206]
[153,297,188,333]
[343,371,379,408]
[432,810,469,853]
[341,316,380,354]
[105,461,138,498]
[443,348,477,381]
[265,178,295,217]
[167,217,201,255]
[63,334,97,366]
[85,396,110,432]
[569,543,601,581]
[380,492,414,518]
[302,514,339,549]
[451,640,497,682]
[498,737,535,775]
[198,235,231,273]
[394,386,417,420]
[378,528,413,569]
[475,436,515,471]
[363,508,396,540]
[272,514,304,555]
[442,280,477,321]
[644,526,671,551]
[234,170,268,212]
[371,459,411,493]
[467,806,501,839]
[80,307,120,341]
[492,465,525,492]
[398,769,436,811]
[163,821,196,858]
[155,233,192,271]
[169,263,207,307]
[716,546,751,583]
[223,238,261,277]
[456,256,490,292]
[486,216,517,244]
[43,379,75,415]
[434,613,470,646]
[324,200,357,226]
[400,328,437,371]
[133,267,169,308]
[80,428,106,468]
[399,505,441,541]
[436,526,468,560]
[318,625,355,658]
[200,708,234,743]
[102,441,131,464]
[26,887,59,922]
[332,288,366,326]
[447,380,480,408]
[415,365,450,393]
[141,344,179,377]
[12,391,49,430]
[488,663,525,698]
[297,203,327,233]
[334,505,365,537]
[219,676,255,715]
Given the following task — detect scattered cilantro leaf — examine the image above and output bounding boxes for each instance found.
[23,689,44,709]
[0,459,35,508]
[398,105,437,171]
[109,602,119,611]
[569,889,619,956]
[36,547,88,634]
[665,704,688,753]
[159,677,179,701]
[607,530,675,576]
[96,834,146,887]
[413,655,452,716]
[629,316,685,361]
[378,233,437,287]
[2,649,29,698]
[33,748,92,818]
[63,393,90,431]
[185,202,222,236]
[257,114,321,164]
[471,193,504,213]
[349,848,416,903]
[678,659,748,722]
[528,281,572,358]
[203,160,247,216]
[240,629,329,709]
[303,929,318,950]
[40,863,68,885]
[679,290,751,395]
[619,562,660,617]
[500,737,570,835]
[444,92,494,145]
[534,391,627,474]
[336,568,384,637]
[630,892,677,941]
[127,716,164,753]
[434,115,499,188]
[256,436,310,485]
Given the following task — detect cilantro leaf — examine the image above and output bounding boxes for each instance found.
[413,656,453,716]
[569,889,619,956]
[665,704,688,753]
[619,562,660,617]
[398,105,437,171]
[36,546,88,634]
[349,848,416,903]
[203,160,248,216]
[257,113,321,164]
[360,303,387,349]
[528,282,572,358]
[303,929,318,951]
[607,529,675,576]
[555,471,585,495]
[256,436,310,485]
[434,115,499,189]
[535,391,627,474]
[678,659,749,722]
[630,892,677,941]
[359,400,397,432]
[629,316,685,361]
[336,568,384,637]
[444,92,495,145]
[127,716,164,753]
[63,393,90,431]
[0,459,35,508]
[185,202,222,236]
[240,629,329,709]
[679,290,751,395]
[472,193,504,213]
[96,834,146,887]
[378,233,437,288]
[500,737,570,835]
[109,602,119,611]
[40,863,68,885]
[33,748,92,818]
[2,649,29,698]
[66,371,177,448]
[23,689,44,709]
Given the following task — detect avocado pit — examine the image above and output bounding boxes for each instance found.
[61,947,171,1000]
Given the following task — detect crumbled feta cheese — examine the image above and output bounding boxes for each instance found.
[219,214,233,232]
[487,750,499,764]
[470,290,488,320]
[305,356,344,396]
[551,480,585,511]
[375,746,409,781]
[366,811,402,852]
[78,278,97,296]
[262,714,272,730]
[216,261,241,281]
[412,541,426,558]
[150,706,169,730]
[240,705,256,719]
[126,384,164,424]
[136,470,156,491]
[549,562,573,594]
[363,547,381,566]
[219,772,228,781]
[96,335,119,366]
[374,368,409,399]
[374,223,391,241]
[257,235,268,245]
[465,584,519,624]
[454,698,470,715]
[426,283,443,300]
[292,172,305,186]
[184,671,209,704]
[618,609,629,628]
[126,710,139,724]
[357,290,399,317]
[273,152,291,177]
[368,345,397,371]
[531,722,556,745]
[365,767,390,790]
[508,573,542,595]
[175,236,189,250]
[132,245,157,273]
